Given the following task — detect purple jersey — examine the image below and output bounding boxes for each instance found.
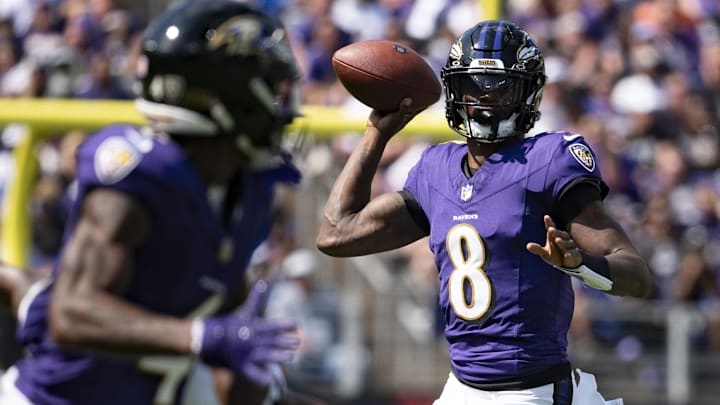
[14,124,299,405]
[403,132,604,385]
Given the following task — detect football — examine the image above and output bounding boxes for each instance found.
[332,40,442,113]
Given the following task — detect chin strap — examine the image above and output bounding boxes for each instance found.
[458,109,522,142]
[554,252,613,291]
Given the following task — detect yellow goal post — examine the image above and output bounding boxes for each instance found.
[0,98,456,268]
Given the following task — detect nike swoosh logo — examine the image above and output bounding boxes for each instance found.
[563,134,582,142]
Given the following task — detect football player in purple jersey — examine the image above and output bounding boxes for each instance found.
[317,20,651,405]
[0,1,314,404]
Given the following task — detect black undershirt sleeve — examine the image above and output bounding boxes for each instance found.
[399,189,430,236]
[552,176,609,230]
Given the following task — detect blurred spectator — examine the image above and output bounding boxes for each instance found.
[639,194,682,298]
[74,52,132,98]
[0,0,46,38]
[299,14,351,105]
[0,50,34,96]
[699,40,720,115]
[678,91,720,172]
[30,130,85,266]
[672,247,720,350]
[100,10,133,76]
[331,0,394,41]
[62,13,95,58]
[404,0,447,41]
[265,248,341,391]
[30,174,65,263]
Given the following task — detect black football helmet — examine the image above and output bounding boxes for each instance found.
[441,20,546,142]
[135,0,301,166]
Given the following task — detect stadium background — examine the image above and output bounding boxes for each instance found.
[1,0,719,404]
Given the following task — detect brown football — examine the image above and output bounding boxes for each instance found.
[332,40,442,112]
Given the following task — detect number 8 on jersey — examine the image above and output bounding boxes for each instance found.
[446,224,494,321]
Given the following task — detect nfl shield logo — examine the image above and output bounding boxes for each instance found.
[460,184,473,201]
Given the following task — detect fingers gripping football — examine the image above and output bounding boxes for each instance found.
[368,98,419,140]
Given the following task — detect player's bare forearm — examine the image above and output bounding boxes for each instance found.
[317,126,425,256]
[325,126,386,219]
[50,282,193,356]
[604,249,651,297]
[49,189,192,356]
[568,201,652,298]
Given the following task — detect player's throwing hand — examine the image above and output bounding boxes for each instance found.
[367,97,419,140]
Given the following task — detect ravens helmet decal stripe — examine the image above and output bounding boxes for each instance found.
[475,23,492,58]
[492,21,505,59]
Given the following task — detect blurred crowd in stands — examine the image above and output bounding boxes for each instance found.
[1,0,720,398]
[509,0,720,356]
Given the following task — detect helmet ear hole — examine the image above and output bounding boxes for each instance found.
[441,20,545,142]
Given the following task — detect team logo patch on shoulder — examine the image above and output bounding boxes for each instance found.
[568,143,595,172]
[94,136,141,184]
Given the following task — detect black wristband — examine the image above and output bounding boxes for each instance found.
[580,252,612,281]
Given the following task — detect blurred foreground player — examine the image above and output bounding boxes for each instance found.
[0,1,309,404]
[316,20,651,405]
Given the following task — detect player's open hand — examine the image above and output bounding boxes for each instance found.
[367,97,419,141]
[526,215,583,269]
[197,280,300,387]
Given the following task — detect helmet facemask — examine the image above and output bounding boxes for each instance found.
[135,73,300,168]
[231,76,302,168]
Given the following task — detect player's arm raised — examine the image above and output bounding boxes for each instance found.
[317,99,427,257]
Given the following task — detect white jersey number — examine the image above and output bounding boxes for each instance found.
[446,224,493,321]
